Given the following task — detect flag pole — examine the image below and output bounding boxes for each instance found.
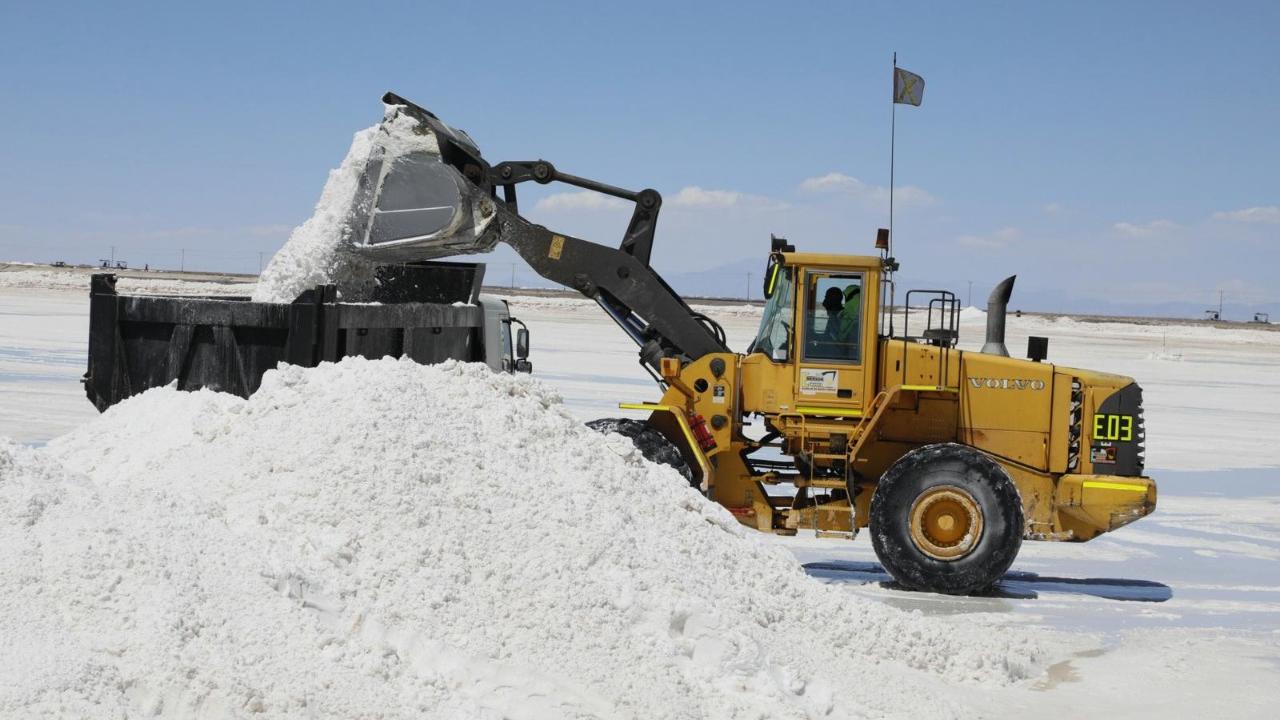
[889,51,897,260]
[887,52,897,336]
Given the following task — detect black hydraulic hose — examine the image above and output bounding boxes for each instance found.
[690,312,727,347]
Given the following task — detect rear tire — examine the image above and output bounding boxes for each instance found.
[586,418,695,485]
[870,443,1024,595]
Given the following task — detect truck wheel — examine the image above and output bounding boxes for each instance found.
[586,418,695,486]
[870,443,1023,595]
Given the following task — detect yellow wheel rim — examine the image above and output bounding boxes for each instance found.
[908,485,983,560]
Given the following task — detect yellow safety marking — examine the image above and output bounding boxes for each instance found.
[901,384,958,393]
[765,264,779,295]
[548,235,565,260]
[795,405,863,417]
[1082,480,1149,493]
[617,402,712,482]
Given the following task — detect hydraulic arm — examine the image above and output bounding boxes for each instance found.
[351,93,728,374]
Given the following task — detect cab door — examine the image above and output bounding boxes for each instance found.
[793,271,867,415]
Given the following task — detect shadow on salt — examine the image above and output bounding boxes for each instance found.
[803,560,1173,603]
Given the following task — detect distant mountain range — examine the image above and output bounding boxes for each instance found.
[652,258,1277,323]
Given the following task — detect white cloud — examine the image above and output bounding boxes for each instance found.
[890,186,935,207]
[956,227,1021,249]
[797,172,934,207]
[534,191,626,212]
[669,186,742,208]
[1113,219,1179,238]
[799,172,861,193]
[534,186,785,215]
[1211,206,1280,224]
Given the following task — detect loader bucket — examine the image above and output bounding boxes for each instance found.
[348,94,500,262]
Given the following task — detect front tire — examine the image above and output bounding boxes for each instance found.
[870,443,1024,595]
[586,418,695,486]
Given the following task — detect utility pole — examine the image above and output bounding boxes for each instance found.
[967,280,973,307]
[746,272,752,301]
[1219,291,1224,320]
[110,245,115,265]
[180,249,185,272]
[258,251,265,274]
[511,263,516,288]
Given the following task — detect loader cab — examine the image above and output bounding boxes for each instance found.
[745,250,882,416]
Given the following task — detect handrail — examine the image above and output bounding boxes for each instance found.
[843,383,956,465]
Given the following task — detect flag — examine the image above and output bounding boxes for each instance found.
[893,67,924,106]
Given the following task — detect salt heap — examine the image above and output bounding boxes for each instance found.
[2,359,1047,718]
[251,110,439,304]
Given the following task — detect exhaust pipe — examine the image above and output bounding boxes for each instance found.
[981,275,1016,356]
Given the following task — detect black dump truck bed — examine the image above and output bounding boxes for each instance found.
[84,262,529,411]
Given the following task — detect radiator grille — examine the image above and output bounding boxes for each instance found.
[1067,378,1083,471]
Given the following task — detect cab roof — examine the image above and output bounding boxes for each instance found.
[779,251,884,271]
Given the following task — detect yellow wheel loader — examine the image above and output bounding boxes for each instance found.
[352,93,1156,595]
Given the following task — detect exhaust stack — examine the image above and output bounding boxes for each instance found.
[981,275,1017,357]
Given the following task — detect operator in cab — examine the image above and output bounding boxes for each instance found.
[822,288,844,337]
[814,283,861,360]
[835,284,860,343]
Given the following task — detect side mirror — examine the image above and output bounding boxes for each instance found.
[516,327,529,359]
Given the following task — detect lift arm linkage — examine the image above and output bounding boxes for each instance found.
[381,92,729,372]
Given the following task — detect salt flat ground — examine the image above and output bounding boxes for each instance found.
[2,273,1278,717]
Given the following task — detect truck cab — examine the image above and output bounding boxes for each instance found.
[477,295,531,374]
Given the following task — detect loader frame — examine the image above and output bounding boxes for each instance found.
[354,93,1158,592]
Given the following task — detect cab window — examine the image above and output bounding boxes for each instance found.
[803,273,862,364]
[501,320,514,366]
[748,266,794,361]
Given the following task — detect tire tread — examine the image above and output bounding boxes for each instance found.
[870,443,1024,595]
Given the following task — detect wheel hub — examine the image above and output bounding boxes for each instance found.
[908,485,983,560]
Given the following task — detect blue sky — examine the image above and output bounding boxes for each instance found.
[1,1,1276,314]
